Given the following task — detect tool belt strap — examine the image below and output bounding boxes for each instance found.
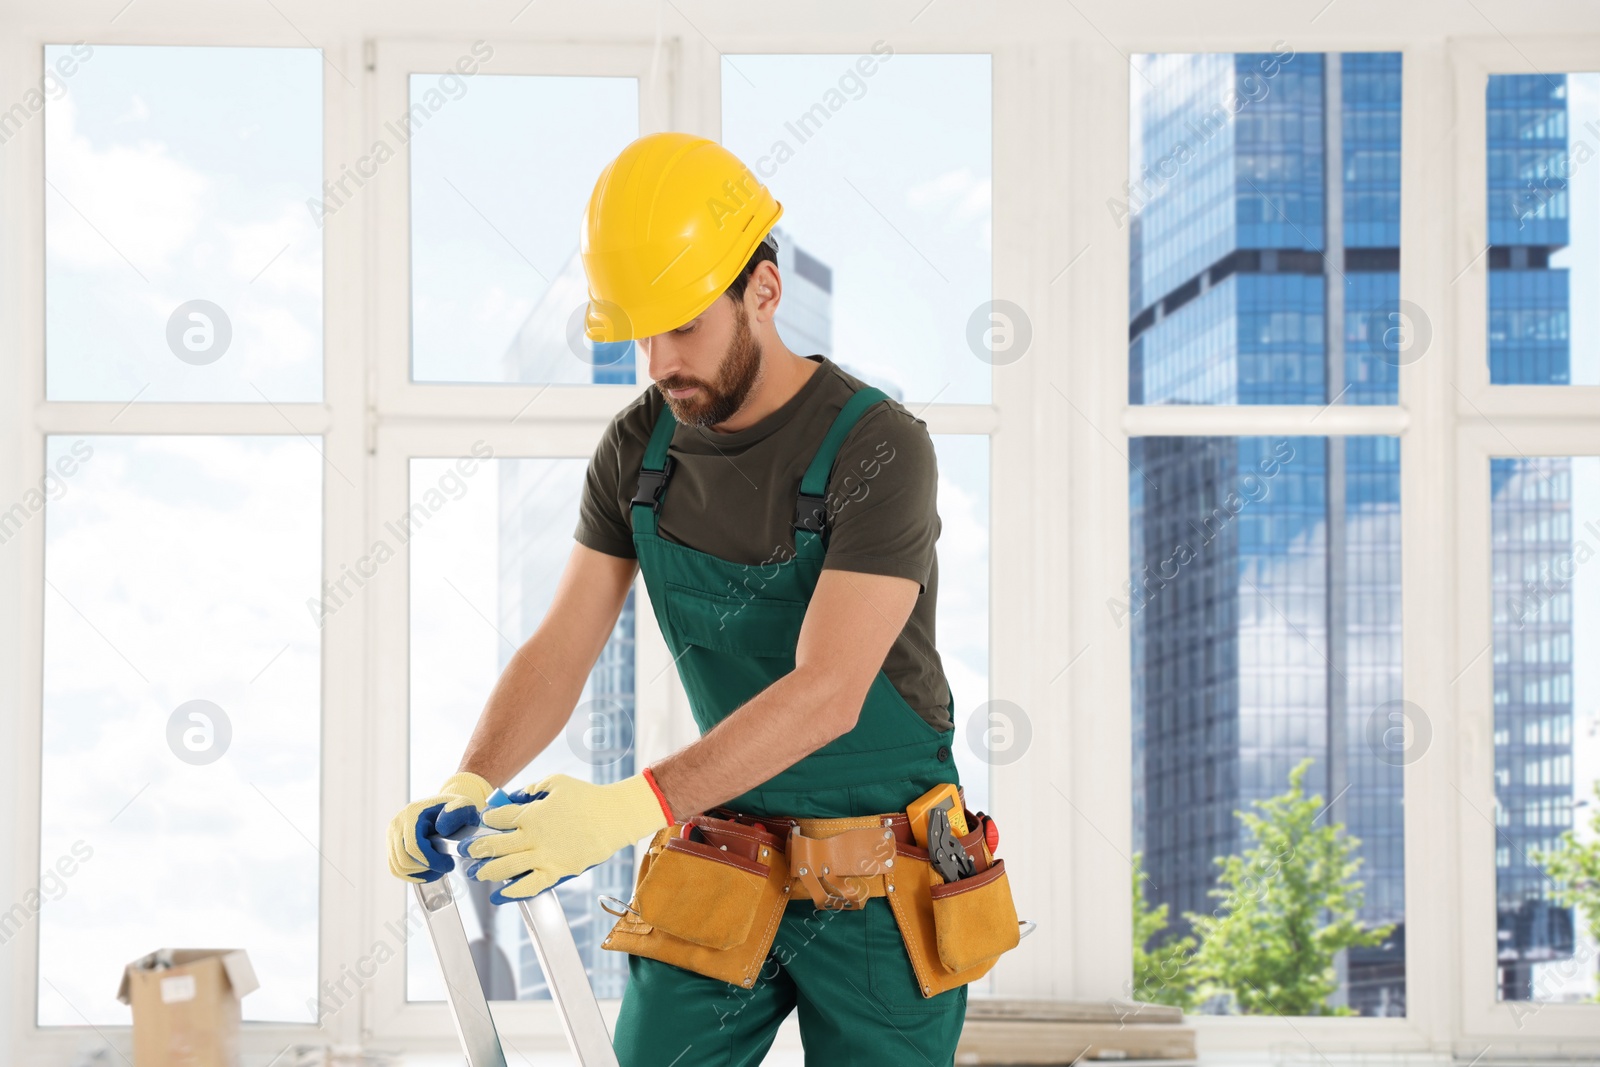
[787,823,901,909]
[705,806,930,911]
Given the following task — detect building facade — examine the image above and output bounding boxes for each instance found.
[1128,51,1408,1014]
[1486,73,1578,1001]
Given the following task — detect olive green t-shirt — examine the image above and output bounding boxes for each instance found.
[574,354,952,731]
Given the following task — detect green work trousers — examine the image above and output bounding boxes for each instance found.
[614,897,967,1066]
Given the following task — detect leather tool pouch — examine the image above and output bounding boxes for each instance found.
[787,824,897,910]
[601,815,790,989]
[929,858,1019,973]
[883,810,1022,998]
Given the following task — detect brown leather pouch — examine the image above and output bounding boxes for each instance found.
[882,809,1021,998]
[787,824,897,910]
[634,837,769,948]
[602,817,790,989]
[929,858,1020,972]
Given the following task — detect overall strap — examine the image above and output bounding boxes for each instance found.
[629,401,680,537]
[794,386,890,556]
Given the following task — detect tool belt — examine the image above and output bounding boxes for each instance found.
[599,797,1021,997]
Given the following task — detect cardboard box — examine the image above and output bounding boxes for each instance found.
[116,948,259,1067]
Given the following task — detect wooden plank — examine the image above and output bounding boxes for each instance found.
[957,1019,1198,1064]
[965,998,1186,1026]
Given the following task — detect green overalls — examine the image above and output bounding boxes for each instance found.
[611,385,969,1066]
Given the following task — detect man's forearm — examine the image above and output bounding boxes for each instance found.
[648,666,860,817]
[456,627,594,790]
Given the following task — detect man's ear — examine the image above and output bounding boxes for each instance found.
[750,261,782,321]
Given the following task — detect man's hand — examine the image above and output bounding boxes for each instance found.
[387,771,495,883]
[463,772,671,903]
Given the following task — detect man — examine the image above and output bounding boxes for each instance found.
[387,132,978,1064]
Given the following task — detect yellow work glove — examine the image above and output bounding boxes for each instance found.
[386,771,494,883]
[463,771,673,903]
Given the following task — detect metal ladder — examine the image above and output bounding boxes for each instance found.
[418,819,621,1067]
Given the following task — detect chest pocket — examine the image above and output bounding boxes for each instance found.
[664,582,807,659]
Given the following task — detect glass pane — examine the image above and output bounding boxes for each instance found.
[1128,435,1406,1015]
[37,436,322,1024]
[933,436,991,818]
[1490,456,1599,1001]
[722,53,993,404]
[45,46,323,402]
[409,75,639,384]
[1129,52,1404,405]
[407,456,635,1001]
[1486,74,1600,385]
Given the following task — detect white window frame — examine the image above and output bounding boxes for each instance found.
[1447,35,1600,1045]
[371,38,672,423]
[1069,33,1436,1056]
[1094,30,1600,1058]
[1,9,1598,1063]
[1456,422,1600,1045]
[365,421,684,1049]
[0,23,367,1065]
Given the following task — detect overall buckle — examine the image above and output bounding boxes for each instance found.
[793,491,829,536]
[630,454,676,512]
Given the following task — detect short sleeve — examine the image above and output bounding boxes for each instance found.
[574,417,638,560]
[818,404,939,593]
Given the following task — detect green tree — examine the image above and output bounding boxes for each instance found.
[1533,780,1600,1003]
[1183,758,1394,1016]
[1131,852,1197,1009]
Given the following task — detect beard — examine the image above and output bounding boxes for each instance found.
[657,301,764,428]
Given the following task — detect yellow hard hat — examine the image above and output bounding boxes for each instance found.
[581,131,783,343]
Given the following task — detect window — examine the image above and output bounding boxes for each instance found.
[1486,74,1598,385]
[45,46,324,402]
[1128,52,1405,406]
[409,74,640,385]
[37,436,322,1024]
[720,50,997,820]
[721,51,994,404]
[1127,51,1408,1018]
[13,15,1600,1066]
[1128,434,1405,1014]
[1489,456,1598,1002]
[31,41,328,1036]
[934,436,992,816]
[405,455,636,1002]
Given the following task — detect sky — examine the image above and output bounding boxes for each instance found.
[44,45,323,403]
[409,74,638,384]
[37,436,323,1025]
[721,53,995,404]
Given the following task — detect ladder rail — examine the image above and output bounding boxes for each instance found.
[413,874,510,1067]
[425,817,621,1067]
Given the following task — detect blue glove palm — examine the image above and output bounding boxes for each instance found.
[386,771,493,883]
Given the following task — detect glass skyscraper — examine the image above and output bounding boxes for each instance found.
[1487,74,1578,1001]
[1128,52,1407,1014]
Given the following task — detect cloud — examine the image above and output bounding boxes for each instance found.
[45,93,209,275]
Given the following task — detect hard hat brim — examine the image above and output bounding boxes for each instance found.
[581,202,784,344]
